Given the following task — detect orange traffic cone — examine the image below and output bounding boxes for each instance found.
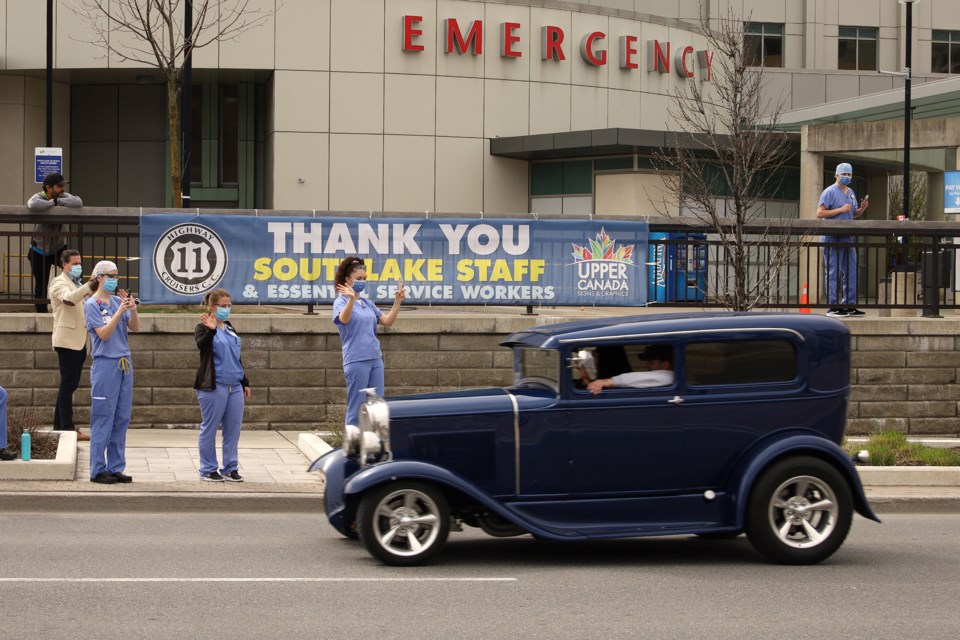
[799,282,811,313]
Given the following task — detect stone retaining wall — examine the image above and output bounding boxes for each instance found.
[1,313,958,435]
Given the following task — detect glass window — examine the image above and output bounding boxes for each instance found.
[570,344,675,392]
[686,340,797,386]
[516,348,559,389]
[931,30,960,74]
[838,26,877,71]
[220,84,240,185]
[744,23,784,67]
[530,161,593,196]
[189,88,203,185]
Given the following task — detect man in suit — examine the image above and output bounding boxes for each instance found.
[49,249,93,441]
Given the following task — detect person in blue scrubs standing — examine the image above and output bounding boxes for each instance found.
[83,260,140,484]
[0,386,16,460]
[194,288,250,482]
[817,162,869,318]
[333,257,405,426]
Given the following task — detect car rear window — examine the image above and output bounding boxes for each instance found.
[685,340,797,386]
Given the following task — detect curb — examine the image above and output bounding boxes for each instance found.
[858,466,960,487]
[0,491,322,513]
[0,431,77,481]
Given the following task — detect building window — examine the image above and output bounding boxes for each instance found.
[932,30,960,74]
[838,27,877,71]
[744,23,783,68]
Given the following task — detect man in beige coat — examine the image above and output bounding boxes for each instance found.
[49,249,93,441]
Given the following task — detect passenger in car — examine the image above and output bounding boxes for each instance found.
[586,344,674,394]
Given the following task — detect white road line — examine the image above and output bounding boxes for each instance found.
[0,577,517,583]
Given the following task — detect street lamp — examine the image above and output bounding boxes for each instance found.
[880,1,917,221]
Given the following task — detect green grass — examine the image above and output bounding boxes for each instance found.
[845,431,960,466]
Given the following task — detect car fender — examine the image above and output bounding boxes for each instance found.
[342,460,564,539]
[308,449,360,535]
[734,435,881,527]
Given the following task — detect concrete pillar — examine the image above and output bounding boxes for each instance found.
[799,129,824,305]
[927,172,944,221]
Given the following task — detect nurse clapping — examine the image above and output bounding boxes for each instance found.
[194,289,250,482]
[83,260,140,484]
[333,257,405,426]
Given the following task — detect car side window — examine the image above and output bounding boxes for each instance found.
[572,343,676,393]
[685,339,797,386]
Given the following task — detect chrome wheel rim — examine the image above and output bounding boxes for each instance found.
[372,489,442,557]
[768,475,838,549]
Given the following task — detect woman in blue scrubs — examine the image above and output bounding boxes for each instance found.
[83,260,140,484]
[333,257,405,426]
[194,288,250,482]
[0,386,16,460]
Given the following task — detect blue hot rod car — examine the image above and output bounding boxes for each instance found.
[309,313,878,566]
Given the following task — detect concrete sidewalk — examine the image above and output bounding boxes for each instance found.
[0,429,329,512]
[0,429,958,513]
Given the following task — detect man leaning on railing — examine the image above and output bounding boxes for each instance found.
[27,173,83,313]
[817,162,869,318]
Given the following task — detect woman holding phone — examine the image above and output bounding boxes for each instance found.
[332,257,405,426]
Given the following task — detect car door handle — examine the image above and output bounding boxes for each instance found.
[668,396,685,405]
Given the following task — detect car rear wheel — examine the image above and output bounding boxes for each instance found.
[357,482,450,566]
[746,456,853,565]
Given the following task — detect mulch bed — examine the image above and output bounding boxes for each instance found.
[7,433,59,460]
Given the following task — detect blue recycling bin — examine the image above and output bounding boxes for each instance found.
[648,232,707,303]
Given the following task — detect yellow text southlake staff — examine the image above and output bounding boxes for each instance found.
[252,257,547,282]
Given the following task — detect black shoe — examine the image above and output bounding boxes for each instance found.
[200,471,225,482]
[222,470,244,483]
[91,472,119,484]
[0,448,16,461]
[826,308,848,318]
[111,472,133,483]
[844,308,866,317]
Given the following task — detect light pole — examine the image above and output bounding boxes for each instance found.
[181,0,194,207]
[45,0,53,147]
[901,0,915,221]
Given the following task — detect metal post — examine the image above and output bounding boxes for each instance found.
[922,237,942,318]
[181,0,194,206]
[903,0,913,222]
[45,0,53,147]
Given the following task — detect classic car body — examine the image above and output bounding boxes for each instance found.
[310,312,878,565]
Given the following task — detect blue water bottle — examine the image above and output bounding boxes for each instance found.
[21,432,30,461]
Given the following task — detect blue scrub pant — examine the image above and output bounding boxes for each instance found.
[823,237,857,306]
[196,384,245,475]
[0,386,8,449]
[89,356,133,478]
[343,358,384,426]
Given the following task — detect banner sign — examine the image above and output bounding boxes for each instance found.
[945,171,960,215]
[139,215,648,306]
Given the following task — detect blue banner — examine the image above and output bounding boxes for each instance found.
[945,171,960,215]
[139,215,648,306]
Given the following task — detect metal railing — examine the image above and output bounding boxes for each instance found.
[1,206,958,316]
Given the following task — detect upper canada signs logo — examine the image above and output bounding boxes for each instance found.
[153,223,227,296]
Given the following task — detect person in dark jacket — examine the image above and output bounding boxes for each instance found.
[194,288,250,482]
[27,173,83,312]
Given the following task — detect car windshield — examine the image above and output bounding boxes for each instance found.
[514,347,560,389]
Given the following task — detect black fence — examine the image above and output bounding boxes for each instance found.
[2,206,958,316]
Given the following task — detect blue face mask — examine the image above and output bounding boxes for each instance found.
[215,307,231,321]
[69,265,83,279]
[103,277,119,293]
[839,176,852,186]
[352,281,366,293]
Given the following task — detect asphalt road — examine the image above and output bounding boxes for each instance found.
[0,511,957,640]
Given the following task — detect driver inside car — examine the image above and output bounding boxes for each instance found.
[585,344,674,394]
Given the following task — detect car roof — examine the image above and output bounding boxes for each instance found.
[501,312,849,349]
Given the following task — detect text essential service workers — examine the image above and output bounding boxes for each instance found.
[83,260,140,484]
[817,162,869,318]
[332,257,405,426]
[194,288,250,483]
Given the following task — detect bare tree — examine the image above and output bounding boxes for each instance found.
[70,1,271,207]
[652,4,806,311]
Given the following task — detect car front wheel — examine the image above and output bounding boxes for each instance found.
[746,456,853,565]
[357,482,450,566]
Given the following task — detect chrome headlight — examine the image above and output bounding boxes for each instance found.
[342,424,361,457]
[359,388,390,466]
